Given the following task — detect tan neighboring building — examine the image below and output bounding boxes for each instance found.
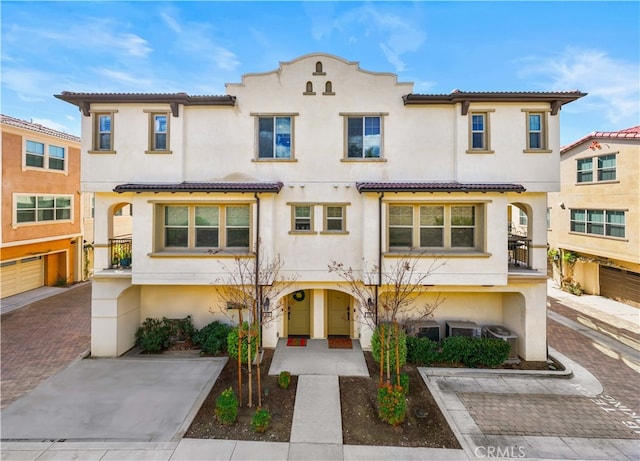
[548,126,640,307]
[1,115,85,298]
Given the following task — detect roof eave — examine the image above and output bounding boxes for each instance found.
[113,182,283,194]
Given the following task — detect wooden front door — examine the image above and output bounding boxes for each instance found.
[327,290,350,336]
[288,290,310,336]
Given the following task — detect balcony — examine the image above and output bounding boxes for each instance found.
[508,235,530,269]
[109,238,132,269]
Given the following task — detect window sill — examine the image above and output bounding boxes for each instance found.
[89,150,116,155]
[145,150,173,155]
[522,149,552,154]
[465,149,495,154]
[149,250,253,258]
[323,92,335,96]
[384,250,491,258]
[567,232,628,242]
[303,92,316,96]
[575,180,620,186]
[22,166,68,175]
[288,231,318,235]
[341,158,387,162]
[252,158,298,162]
[320,231,349,235]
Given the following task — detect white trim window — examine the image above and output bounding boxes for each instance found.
[323,205,346,233]
[92,112,115,152]
[388,204,481,251]
[577,154,616,183]
[25,140,66,171]
[15,194,72,224]
[161,204,250,250]
[523,110,550,152]
[149,113,169,152]
[292,205,313,232]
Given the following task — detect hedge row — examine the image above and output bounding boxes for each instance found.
[406,335,511,367]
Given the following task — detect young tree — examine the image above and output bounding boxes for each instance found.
[214,249,295,408]
[329,253,444,384]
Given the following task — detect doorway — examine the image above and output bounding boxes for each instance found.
[288,290,310,336]
[327,290,350,336]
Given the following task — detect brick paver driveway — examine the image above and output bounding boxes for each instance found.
[1,283,91,408]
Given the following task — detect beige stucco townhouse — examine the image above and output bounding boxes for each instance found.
[548,126,640,307]
[56,53,585,360]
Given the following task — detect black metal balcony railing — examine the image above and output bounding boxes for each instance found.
[508,236,530,269]
[109,238,132,269]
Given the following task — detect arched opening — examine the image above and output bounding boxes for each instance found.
[109,202,133,268]
[508,203,532,268]
[315,61,323,73]
[305,81,313,93]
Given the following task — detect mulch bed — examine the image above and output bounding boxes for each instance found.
[184,349,297,442]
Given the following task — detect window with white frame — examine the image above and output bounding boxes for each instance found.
[257,116,293,159]
[577,154,616,183]
[388,204,481,251]
[468,111,493,152]
[570,209,625,238]
[24,140,66,171]
[15,194,72,224]
[92,112,115,152]
[148,113,169,152]
[523,111,549,151]
[345,115,382,159]
[161,204,250,250]
[323,205,346,233]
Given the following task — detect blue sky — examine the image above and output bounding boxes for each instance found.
[2,1,638,145]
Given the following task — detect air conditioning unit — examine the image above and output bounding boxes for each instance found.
[405,320,442,342]
[482,325,520,363]
[446,321,482,338]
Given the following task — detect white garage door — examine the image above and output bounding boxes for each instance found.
[1,256,44,298]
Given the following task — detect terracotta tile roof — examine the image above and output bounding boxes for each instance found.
[403,90,586,114]
[356,182,526,193]
[55,92,236,116]
[1,114,80,143]
[561,126,640,153]
[114,182,284,194]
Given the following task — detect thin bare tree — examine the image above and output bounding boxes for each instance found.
[329,253,444,384]
[214,250,296,408]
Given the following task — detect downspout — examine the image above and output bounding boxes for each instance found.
[376,192,384,325]
[255,193,262,349]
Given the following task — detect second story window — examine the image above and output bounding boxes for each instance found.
[15,194,72,224]
[292,205,313,232]
[570,209,625,238]
[346,116,381,159]
[597,154,616,181]
[577,158,593,182]
[92,112,115,152]
[323,205,346,233]
[258,116,292,159]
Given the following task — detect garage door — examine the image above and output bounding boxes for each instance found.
[600,266,640,307]
[1,256,44,298]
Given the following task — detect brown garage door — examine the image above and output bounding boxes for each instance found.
[600,266,640,307]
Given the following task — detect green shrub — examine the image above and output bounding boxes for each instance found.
[406,336,440,365]
[278,371,291,389]
[440,336,510,367]
[251,407,271,433]
[194,321,232,355]
[164,316,197,343]
[135,318,170,353]
[215,387,238,425]
[371,323,407,370]
[227,322,260,363]
[377,383,406,426]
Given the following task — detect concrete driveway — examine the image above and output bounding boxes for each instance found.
[1,356,226,442]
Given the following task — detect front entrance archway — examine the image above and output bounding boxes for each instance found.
[327,290,350,336]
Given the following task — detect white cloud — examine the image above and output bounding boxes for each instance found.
[519,47,639,126]
[2,68,52,102]
[94,69,154,88]
[310,4,426,73]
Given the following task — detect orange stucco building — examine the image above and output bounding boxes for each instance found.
[1,115,84,298]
